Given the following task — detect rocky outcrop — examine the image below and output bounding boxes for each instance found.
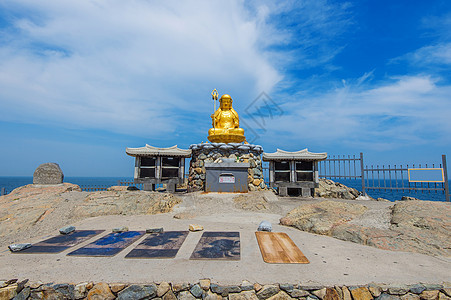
[315,179,360,199]
[33,163,64,185]
[72,191,180,218]
[280,200,451,257]
[0,184,181,248]
[280,201,368,235]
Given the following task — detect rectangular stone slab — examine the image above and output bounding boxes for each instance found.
[67,231,145,257]
[190,231,240,260]
[125,231,189,259]
[16,230,105,254]
[255,231,309,264]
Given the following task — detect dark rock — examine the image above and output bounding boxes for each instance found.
[210,285,240,297]
[173,283,190,292]
[257,285,279,300]
[52,283,75,299]
[227,286,242,294]
[6,279,18,285]
[290,289,310,298]
[146,227,164,234]
[191,284,203,298]
[33,163,64,185]
[409,285,426,295]
[210,284,224,295]
[127,186,140,191]
[376,293,400,300]
[59,225,76,235]
[8,244,32,252]
[389,286,409,295]
[13,287,30,300]
[117,284,157,300]
[33,285,66,300]
[300,286,325,291]
[424,284,443,291]
[239,281,253,292]
[279,284,293,292]
[16,279,28,294]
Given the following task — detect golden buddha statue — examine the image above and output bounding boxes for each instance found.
[208,94,246,143]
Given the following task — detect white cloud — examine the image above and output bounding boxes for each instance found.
[250,75,451,150]
[400,43,451,66]
[0,1,285,137]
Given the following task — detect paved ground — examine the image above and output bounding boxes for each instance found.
[1,192,450,286]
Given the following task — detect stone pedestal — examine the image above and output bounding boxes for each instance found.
[205,160,249,192]
[188,142,266,192]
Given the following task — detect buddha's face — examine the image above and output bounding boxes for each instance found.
[220,99,232,110]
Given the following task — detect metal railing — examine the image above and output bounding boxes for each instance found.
[117,180,143,190]
[364,155,449,201]
[80,185,109,192]
[318,153,365,195]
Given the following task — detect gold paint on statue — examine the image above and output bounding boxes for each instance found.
[208,94,246,143]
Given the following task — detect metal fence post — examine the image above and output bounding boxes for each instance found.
[443,155,450,202]
[360,152,366,195]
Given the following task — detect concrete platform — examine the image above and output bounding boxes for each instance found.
[0,211,450,286]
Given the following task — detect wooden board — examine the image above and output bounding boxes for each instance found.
[67,231,145,257]
[255,232,309,264]
[16,230,105,254]
[190,231,240,260]
[125,231,188,259]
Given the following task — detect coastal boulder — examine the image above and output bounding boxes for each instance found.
[33,163,64,185]
[280,198,451,256]
[280,200,367,235]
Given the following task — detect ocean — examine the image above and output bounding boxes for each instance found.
[0,176,449,202]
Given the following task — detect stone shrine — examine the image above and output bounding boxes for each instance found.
[126,145,191,192]
[263,149,327,196]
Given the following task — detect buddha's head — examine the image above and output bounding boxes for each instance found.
[219,94,233,110]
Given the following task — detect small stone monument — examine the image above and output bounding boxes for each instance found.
[33,163,64,185]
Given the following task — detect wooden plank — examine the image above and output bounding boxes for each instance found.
[255,232,309,264]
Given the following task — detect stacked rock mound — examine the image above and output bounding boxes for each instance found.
[188,143,266,192]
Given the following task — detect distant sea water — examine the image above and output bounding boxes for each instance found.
[0,176,133,194]
[0,176,449,202]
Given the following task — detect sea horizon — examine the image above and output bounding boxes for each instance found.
[1,176,449,202]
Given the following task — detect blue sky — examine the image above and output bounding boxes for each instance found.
[0,0,450,177]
